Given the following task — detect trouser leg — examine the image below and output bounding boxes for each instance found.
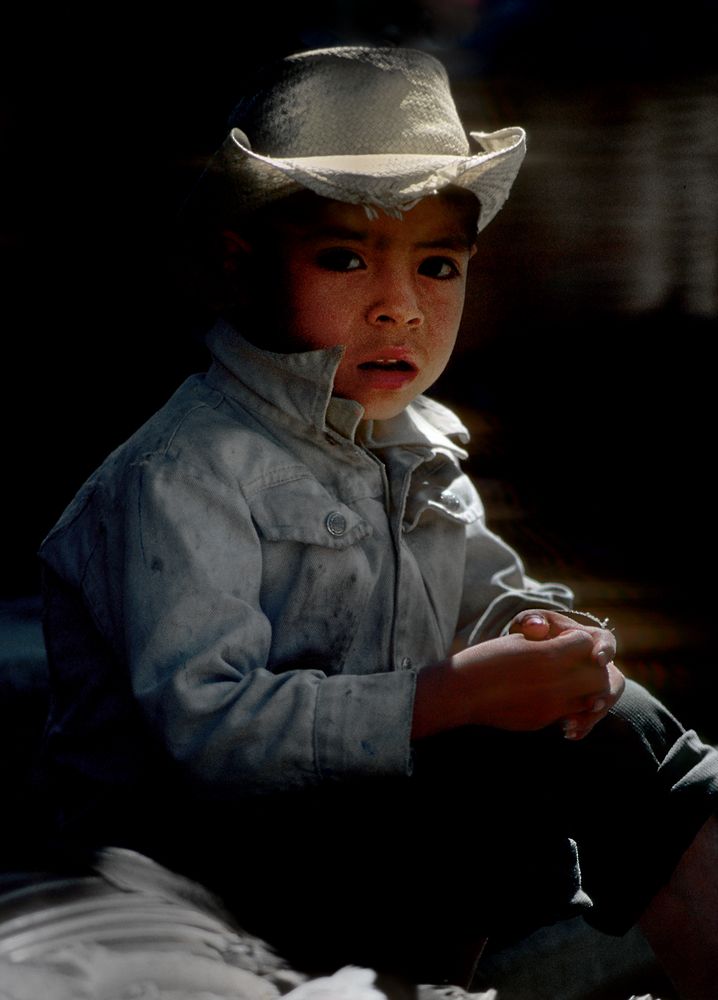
[539,679,718,935]
[210,728,592,982]
[181,681,718,984]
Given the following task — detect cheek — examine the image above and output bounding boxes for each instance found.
[286,275,352,348]
[428,286,466,341]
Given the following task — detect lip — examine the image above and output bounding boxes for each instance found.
[356,367,419,390]
[356,349,419,390]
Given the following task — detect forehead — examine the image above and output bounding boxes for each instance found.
[267,191,478,250]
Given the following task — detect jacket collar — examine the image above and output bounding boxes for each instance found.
[358,398,468,459]
[205,318,469,459]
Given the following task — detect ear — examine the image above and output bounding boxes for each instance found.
[221,229,254,273]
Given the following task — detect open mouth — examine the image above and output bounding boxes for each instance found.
[358,359,415,371]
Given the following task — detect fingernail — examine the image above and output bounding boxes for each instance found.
[591,699,606,713]
[562,720,577,738]
[596,650,609,669]
[525,615,546,626]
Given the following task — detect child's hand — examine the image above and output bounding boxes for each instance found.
[412,610,623,741]
[508,609,624,740]
[557,659,625,740]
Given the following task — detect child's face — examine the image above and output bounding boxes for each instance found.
[241,194,476,421]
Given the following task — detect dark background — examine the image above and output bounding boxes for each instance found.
[3,1,717,738]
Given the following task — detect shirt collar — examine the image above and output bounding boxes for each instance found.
[206,317,363,431]
[205,318,469,457]
[358,399,469,459]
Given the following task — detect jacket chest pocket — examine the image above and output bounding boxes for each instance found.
[247,477,376,673]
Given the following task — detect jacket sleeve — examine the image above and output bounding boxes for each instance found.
[454,477,575,645]
[96,453,416,797]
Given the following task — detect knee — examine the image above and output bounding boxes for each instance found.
[602,678,687,764]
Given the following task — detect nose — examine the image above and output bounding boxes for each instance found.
[366,271,424,328]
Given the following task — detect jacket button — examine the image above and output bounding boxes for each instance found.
[325,511,347,536]
[440,490,461,511]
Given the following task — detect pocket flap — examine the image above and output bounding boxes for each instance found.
[248,477,372,548]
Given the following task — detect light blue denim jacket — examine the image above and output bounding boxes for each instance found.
[39,319,573,803]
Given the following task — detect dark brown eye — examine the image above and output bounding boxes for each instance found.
[419,256,459,279]
[315,248,366,272]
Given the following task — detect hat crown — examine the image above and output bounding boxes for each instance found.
[229,46,470,159]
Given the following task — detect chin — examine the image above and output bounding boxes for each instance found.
[360,398,413,421]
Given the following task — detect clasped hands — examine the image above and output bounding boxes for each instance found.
[412,609,624,742]
[506,609,625,740]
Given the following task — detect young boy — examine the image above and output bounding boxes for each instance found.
[39,46,718,995]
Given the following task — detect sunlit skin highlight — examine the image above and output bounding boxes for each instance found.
[225,195,477,421]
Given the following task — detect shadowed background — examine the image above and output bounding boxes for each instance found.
[2,0,717,743]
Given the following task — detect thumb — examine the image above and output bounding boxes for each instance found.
[510,611,551,641]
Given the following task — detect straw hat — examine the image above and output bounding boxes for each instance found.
[189,46,526,234]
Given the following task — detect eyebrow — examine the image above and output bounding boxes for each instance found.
[299,225,473,252]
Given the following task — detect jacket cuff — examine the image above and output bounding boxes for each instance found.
[314,670,417,781]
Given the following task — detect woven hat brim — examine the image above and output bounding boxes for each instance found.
[228,126,526,232]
